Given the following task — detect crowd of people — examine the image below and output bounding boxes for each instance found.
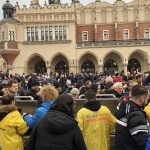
[0,70,150,150]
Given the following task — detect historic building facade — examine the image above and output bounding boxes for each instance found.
[0,0,150,75]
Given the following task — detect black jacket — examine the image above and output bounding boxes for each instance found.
[26,88,42,107]
[27,110,87,150]
[115,100,149,150]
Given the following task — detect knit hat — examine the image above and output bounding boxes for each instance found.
[31,80,40,87]
[53,81,61,89]
[70,88,80,95]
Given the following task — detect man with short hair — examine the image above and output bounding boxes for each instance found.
[26,79,40,100]
[134,74,143,85]
[76,90,115,150]
[7,79,25,96]
[115,85,149,150]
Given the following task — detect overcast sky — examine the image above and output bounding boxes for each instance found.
[0,0,132,19]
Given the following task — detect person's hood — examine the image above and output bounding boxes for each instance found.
[115,100,142,119]
[84,100,101,111]
[0,105,18,121]
[41,110,78,135]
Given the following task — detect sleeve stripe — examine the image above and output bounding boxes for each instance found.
[129,125,148,133]
[131,130,148,135]
[116,119,127,127]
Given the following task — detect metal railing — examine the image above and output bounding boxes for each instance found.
[0,96,34,103]
[79,94,116,99]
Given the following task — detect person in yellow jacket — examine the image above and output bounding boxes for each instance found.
[0,95,28,150]
[76,90,116,150]
[144,103,150,121]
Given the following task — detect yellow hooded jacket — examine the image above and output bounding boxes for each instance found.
[0,105,28,150]
[76,103,115,150]
[144,103,150,121]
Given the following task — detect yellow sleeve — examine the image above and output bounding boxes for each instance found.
[110,113,116,132]
[76,110,84,132]
[144,104,150,122]
[15,111,29,135]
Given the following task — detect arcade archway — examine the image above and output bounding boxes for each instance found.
[55,61,69,74]
[128,58,141,73]
[81,60,95,73]
[79,53,98,73]
[128,50,148,73]
[103,52,123,74]
[27,55,47,74]
[51,54,69,74]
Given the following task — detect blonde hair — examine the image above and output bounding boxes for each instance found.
[38,85,58,102]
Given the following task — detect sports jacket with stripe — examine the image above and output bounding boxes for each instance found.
[115,100,149,150]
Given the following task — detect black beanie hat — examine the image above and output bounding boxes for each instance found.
[31,80,40,87]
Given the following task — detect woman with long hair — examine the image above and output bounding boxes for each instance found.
[27,94,87,150]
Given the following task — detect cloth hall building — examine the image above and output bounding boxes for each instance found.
[0,0,150,75]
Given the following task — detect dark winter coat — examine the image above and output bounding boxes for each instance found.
[115,100,149,150]
[27,110,87,150]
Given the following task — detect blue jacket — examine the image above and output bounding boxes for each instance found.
[146,137,150,150]
[24,100,53,129]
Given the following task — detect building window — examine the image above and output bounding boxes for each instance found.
[144,29,150,39]
[26,27,39,41]
[55,26,59,40]
[26,25,67,41]
[123,29,129,40]
[31,27,34,41]
[103,30,109,40]
[63,26,67,40]
[9,31,15,41]
[82,31,88,41]
[35,27,38,41]
[54,25,67,40]
[49,26,53,40]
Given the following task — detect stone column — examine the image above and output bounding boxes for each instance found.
[47,66,51,77]
[69,59,77,74]
[123,63,128,76]
[98,64,103,73]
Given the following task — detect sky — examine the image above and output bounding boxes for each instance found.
[0,0,132,19]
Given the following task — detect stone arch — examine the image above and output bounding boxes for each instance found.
[26,53,47,74]
[51,53,69,74]
[103,50,124,62]
[79,53,98,73]
[50,52,69,65]
[128,49,149,73]
[79,51,99,63]
[103,51,124,74]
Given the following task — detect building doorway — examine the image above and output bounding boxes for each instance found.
[55,61,69,74]
[81,60,95,73]
[128,58,141,73]
[104,59,118,75]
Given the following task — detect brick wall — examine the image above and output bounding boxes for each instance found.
[139,23,150,39]
[97,24,115,41]
[117,23,136,40]
[76,25,95,42]
[76,22,150,42]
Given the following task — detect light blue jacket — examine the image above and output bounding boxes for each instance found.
[24,100,53,129]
